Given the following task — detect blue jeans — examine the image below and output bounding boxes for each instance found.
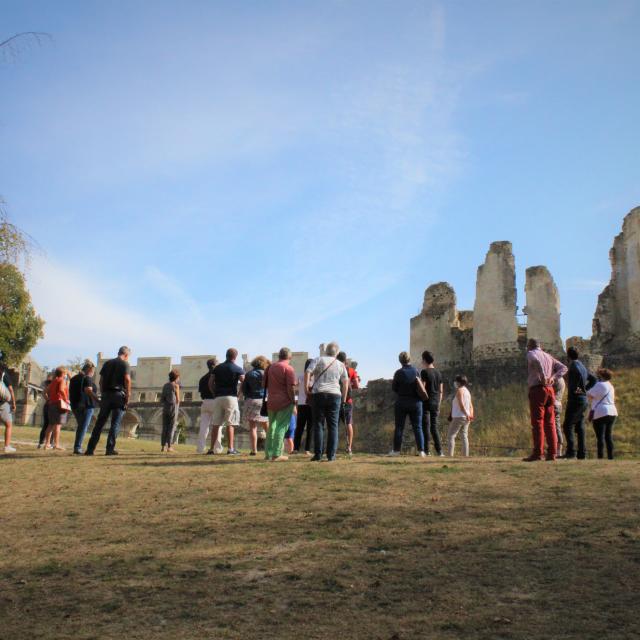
[562,396,588,458]
[394,398,424,452]
[86,391,126,454]
[312,393,342,460]
[73,406,95,453]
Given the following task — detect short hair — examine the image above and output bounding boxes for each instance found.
[54,366,66,378]
[398,351,411,365]
[336,351,347,363]
[350,360,358,369]
[206,357,218,370]
[226,348,238,361]
[422,350,434,365]
[527,338,540,350]
[325,342,340,356]
[251,355,270,370]
[455,374,468,387]
[118,346,131,356]
[567,347,579,360]
[169,369,180,382]
[278,347,292,360]
[597,368,613,381]
[82,360,95,373]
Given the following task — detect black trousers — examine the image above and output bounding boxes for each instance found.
[293,404,313,452]
[38,407,50,446]
[86,391,126,454]
[422,403,442,455]
[593,415,616,459]
[562,397,588,458]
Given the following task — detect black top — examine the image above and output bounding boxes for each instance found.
[100,358,130,392]
[83,376,98,409]
[212,360,245,398]
[567,360,597,399]
[69,373,85,410]
[392,365,421,399]
[420,368,443,404]
[198,372,214,400]
[243,368,264,399]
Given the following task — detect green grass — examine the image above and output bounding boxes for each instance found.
[1,426,639,639]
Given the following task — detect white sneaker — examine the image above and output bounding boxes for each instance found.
[386,450,400,457]
[4,445,16,453]
[418,451,427,458]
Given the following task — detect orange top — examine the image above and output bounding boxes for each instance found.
[48,377,69,405]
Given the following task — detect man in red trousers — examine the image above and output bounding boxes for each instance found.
[524,339,568,462]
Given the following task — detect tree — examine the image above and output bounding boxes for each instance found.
[0,263,44,366]
[0,205,36,269]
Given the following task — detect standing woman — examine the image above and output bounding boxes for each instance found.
[587,368,618,459]
[447,375,474,457]
[243,356,270,456]
[294,358,314,454]
[160,369,180,452]
[43,367,70,451]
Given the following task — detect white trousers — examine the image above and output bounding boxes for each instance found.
[197,399,224,453]
[447,417,470,456]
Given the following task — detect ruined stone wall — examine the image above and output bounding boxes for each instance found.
[525,266,564,356]
[178,355,217,388]
[593,206,640,354]
[472,242,519,361]
[409,282,472,367]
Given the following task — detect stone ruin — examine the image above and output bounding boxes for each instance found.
[410,205,640,374]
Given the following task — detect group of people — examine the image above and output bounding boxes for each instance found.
[0,339,620,460]
[389,341,619,460]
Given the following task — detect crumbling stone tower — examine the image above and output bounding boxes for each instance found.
[524,266,564,357]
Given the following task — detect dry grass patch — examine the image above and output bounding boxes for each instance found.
[1,427,639,639]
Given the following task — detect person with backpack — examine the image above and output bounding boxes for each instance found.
[337,351,359,456]
[242,356,270,456]
[0,361,16,453]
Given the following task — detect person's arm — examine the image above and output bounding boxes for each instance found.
[174,382,180,406]
[352,373,360,390]
[8,382,16,412]
[340,376,349,403]
[438,382,444,410]
[236,374,245,399]
[469,399,475,421]
[586,372,597,391]
[124,373,132,406]
[84,382,99,405]
[391,371,399,393]
[208,373,215,396]
[287,370,296,405]
[551,358,568,382]
[456,388,471,420]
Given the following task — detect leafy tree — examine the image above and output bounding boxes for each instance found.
[0,263,44,366]
[0,206,35,269]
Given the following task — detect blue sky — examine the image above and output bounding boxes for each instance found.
[2,0,639,381]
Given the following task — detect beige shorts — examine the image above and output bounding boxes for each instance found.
[212,396,240,426]
[0,402,11,426]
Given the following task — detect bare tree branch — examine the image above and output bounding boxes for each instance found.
[0,31,52,62]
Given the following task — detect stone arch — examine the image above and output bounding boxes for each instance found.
[122,408,144,439]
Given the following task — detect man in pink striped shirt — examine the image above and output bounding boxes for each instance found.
[524,339,568,462]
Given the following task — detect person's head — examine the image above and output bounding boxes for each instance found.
[54,366,66,379]
[527,338,540,352]
[398,351,411,366]
[226,348,238,362]
[597,368,613,381]
[422,350,435,366]
[350,360,358,370]
[336,351,347,364]
[82,360,95,375]
[278,347,292,361]
[206,357,218,372]
[169,369,180,382]
[118,346,131,360]
[567,346,579,361]
[325,342,340,357]
[454,374,468,388]
[251,355,270,370]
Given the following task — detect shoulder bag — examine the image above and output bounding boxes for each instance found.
[588,390,610,422]
[260,367,269,417]
[311,358,338,393]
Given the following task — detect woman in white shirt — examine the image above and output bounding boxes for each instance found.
[587,368,618,459]
[447,375,474,457]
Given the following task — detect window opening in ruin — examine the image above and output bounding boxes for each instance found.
[139,392,146,402]
[183,392,193,401]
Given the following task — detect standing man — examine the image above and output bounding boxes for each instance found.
[337,351,359,456]
[524,339,568,462]
[420,350,444,457]
[196,358,223,454]
[85,346,132,456]
[309,342,349,462]
[562,347,596,460]
[208,348,244,456]
[264,347,297,461]
[71,360,99,454]
[0,361,16,453]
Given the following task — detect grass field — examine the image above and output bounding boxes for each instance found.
[1,426,639,640]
